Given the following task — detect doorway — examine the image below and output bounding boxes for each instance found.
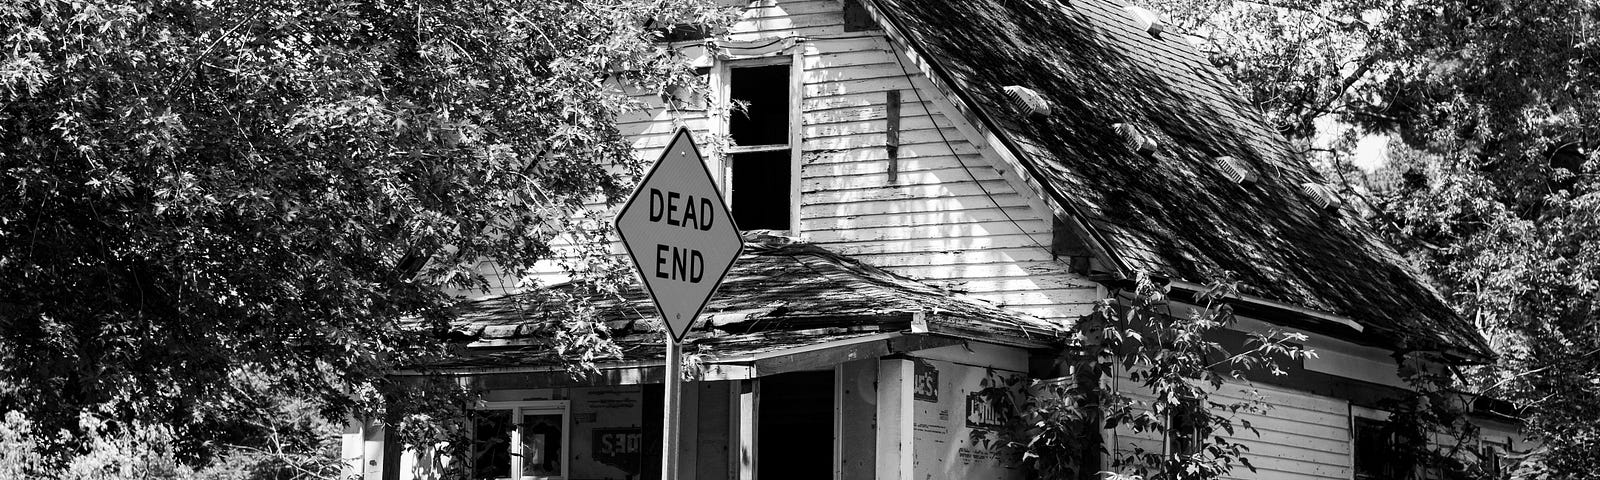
[757,370,835,480]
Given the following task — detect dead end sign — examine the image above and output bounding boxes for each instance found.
[614,128,744,343]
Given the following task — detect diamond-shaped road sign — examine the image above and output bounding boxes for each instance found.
[614,128,745,343]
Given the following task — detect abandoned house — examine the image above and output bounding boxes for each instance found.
[341,0,1526,479]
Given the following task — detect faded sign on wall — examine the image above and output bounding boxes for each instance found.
[591,427,643,474]
[568,386,644,479]
[911,358,1024,480]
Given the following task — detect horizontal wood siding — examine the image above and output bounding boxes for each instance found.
[1109,377,1353,480]
[789,2,1098,324]
[500,0,1101,324]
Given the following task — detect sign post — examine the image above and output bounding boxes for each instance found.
[614,128,743,480]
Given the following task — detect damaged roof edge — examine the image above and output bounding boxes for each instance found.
[854,0,1491,362]
[858,0,1370,333]
[393,331,1031,382]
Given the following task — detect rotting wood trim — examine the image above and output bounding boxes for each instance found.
[886,89,902,183]
[1167,281,1363,332]
[390,331,1045,389]
[751,338,894,376]
[701,313,913,335]
[924,317,1059,349]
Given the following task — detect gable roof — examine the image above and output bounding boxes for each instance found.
[863,0,1491,359]
[424,233,1058,371]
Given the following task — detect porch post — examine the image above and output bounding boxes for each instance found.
[875,358,913,480]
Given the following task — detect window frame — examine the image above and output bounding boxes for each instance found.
[471,400,572,480]
[1478,437,1512,477]
[710,49,804,234]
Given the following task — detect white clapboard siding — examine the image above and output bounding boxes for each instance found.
[1108,377,1353,480]
[494,0,1103,323]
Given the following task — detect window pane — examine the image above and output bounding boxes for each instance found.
[730,150,791,230]
[472,410,514,480]
[522,413,564,479]
[729,64,791,146]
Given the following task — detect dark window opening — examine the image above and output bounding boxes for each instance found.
[1479,440,1510,477]
[757,370,835,480]
[471,410,515,480]
[1167,401,1204,457]
[727,63,792,230]
[1354,417,1408,480]
[729,64,790,146]
[730,150,791,230]
[642,384,664,480]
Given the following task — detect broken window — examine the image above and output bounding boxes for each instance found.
[470,402,570,480]
[726,63,792,231]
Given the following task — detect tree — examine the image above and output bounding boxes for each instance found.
[0,0,731,474]
[1147,0,1600,476]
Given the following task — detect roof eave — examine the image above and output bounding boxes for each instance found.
[1165,280,1494,365]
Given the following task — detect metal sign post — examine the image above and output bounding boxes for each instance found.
[662,340,682,480]
[613,128,743,480]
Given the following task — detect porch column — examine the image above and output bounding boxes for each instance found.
[875,358,913,480]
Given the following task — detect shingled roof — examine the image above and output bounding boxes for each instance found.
[425,233,1059,370]
[864,0,1491,359]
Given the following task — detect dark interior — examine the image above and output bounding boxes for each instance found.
[729,64,790,146]
[730,149,791,230]
[757,370,835,480]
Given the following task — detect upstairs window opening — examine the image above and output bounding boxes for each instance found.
[727,63,792,231]
[730,64,790,146]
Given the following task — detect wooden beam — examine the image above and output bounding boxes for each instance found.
[736,380,757,480]
[886,89,901,183]
[874,359,913,480]
[753,338,894,376]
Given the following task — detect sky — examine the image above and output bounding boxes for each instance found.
[1352,134,1389,172]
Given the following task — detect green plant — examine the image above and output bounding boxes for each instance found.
[1016,272,1315,480]
[0,0,734,472]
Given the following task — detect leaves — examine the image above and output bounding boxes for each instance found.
[0,0,732,473]
[1016,272,1312,480]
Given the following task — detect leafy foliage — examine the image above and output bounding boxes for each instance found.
[1016,273,1313,480]
[0,0,731,474]
[1149,0,1600,476]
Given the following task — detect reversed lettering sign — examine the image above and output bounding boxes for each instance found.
[964,390,1013,431]
[614,128,744,342]
[591,428,643,474]
[914,360,939,403]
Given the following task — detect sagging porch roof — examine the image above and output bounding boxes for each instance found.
[412,233,1062,374]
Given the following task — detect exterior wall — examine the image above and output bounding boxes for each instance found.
[1107,376,1353,480]
[402,3,1528,480]
[369,384,719,480]
[1105,311,1523,480]
[876,342,1032,480]
[908,358,1025,480]
[504,0,1102,326]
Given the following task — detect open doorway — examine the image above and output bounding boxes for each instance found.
[757,370,835,480]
